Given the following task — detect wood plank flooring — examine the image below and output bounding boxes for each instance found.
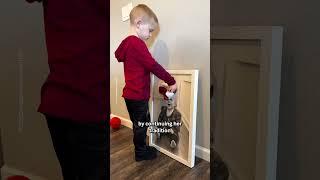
[110,126,210,180]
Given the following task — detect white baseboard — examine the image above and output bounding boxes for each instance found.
[110,114,210,162]
[195,145,210,162]
[1,165,46,180]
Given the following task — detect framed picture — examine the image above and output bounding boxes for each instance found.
[149,70,199,168]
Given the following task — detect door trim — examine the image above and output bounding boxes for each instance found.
[212,26,283,180]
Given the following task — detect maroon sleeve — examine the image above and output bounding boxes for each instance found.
[133,39,176,86]
[151,63,176,85]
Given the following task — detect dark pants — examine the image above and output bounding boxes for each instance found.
[45,114,107,180]
[124,99,150,153]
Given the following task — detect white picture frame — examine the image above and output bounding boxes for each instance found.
[149,70,199,168]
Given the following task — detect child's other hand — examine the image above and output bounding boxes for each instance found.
[168,83,177,93]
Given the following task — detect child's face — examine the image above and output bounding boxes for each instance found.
[136,20,155,41]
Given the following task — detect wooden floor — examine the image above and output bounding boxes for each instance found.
[110,126,210,180]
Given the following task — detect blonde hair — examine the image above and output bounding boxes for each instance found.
[129,4,158,26]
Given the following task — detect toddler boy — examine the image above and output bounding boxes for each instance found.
[115,4,177,161]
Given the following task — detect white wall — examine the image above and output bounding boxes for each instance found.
[0,1,61,179]
[110,0,210,154]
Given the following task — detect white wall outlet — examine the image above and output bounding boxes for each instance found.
[122,2,133,22]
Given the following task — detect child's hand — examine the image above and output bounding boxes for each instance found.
[168,83,177,93]
[159,82,169,88]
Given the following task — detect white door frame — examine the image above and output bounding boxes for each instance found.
[212,26,283,180]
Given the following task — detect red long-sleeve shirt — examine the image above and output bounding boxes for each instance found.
[115,35,175,100]
[26,0,108,123]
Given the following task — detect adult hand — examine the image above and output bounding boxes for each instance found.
[168,83,177,93]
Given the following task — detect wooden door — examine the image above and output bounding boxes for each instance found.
[212,26,283,180]
[212,39,261,180]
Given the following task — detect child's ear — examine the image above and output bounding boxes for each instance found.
[135,18,143,28]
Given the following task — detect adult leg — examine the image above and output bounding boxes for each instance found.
[45,115,77,180]
[70,120,108,180]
